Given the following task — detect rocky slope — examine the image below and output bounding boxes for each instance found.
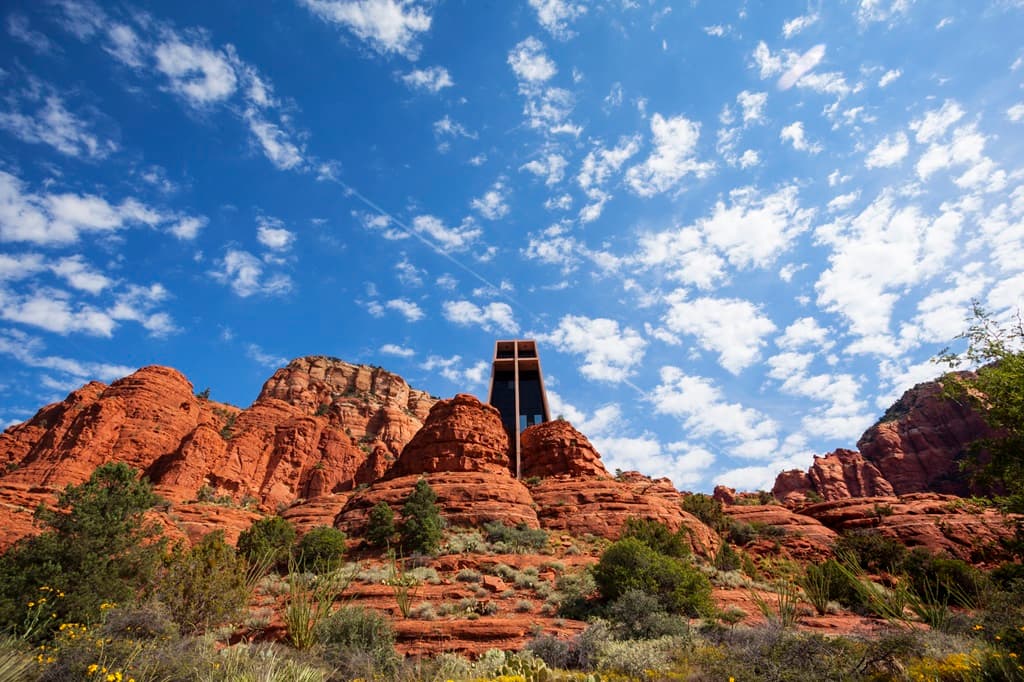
[773,374,996,504]
[0,357,435,549]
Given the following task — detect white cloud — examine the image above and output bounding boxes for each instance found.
[782,13,819,38]
[411,214,481,251]
[298,0,432,58]
[7,14,56,54]
[211,249,293,297]
[508,36,557,83]
[394,256,424,287]
[915,124,987,181]
[421,354,489,387]
[738,150,760,168]
[776,316,834,351]
[257,222,296,250]
[246,343,287,368]
[380,343,414,357]
[528,0,586,39]
[50,256,112,294]
[386,298,424,321]
[244,109,304,170]
[0,288,115,337]
[168,216,207,240]
[1006,104,1024,122]
[576,135,640,221]
[878,68,902,87]
[857,0,914,26]
[0,171,168,246]
[401,66,453,92]
[154,40,237,106]
[814,190,963,342]
[778,44,825,89]
[108,283,177,336]
[0,253,45,281]
[910,100,964,144]
[828,191,860,212]
[780,121,822,154]
[652,366,778,456]
[865,131,909,168]
[442,300,518,334]
[0,84,117,159]
[538,315,646,382]
[104,23,144,67]
[0,328,134,381]
[699,184,810,270]
[626,114,713,197]
[520,154,568,186]
[736,90,768,123]
[471,179,510,220]
[662,292,777,374]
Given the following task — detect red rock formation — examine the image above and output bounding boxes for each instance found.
[519,420,610,479]
[713,485,737,505]
[772,374,996,502]
[531,473,720,557]
[385,394,511,478]
[337,394,540,532]
[336,471,540,533]
[800,494,1019,562]
[722,504,838,562]
[0,357,436,549]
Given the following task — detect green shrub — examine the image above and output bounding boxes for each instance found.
[833,530,907,573]
[365,502,396,548]
[482,521,549,552]
[902,548,986,607]
[681,493,727,531]
[156,531,249,634]
[0,462,164,636]
[294,526,347,572]
[800,559,860,614]
[456,568,482,583]
[400,480,443,555]
[316,606,399,679]
[236,516,296,570]
[714,542,741,571]
[606,588,690,639]
[621,517,690,558]
[591,537,713,617]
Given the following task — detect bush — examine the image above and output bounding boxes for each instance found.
[156,531,249,634]
[606,588,690,639]
[693,627,863,681]
[902,548,986,607]
[800,559,861,614]
[400,479,443,555]
[316,606,398,679]
[482,521,549,552]
[365,502,396,548]
[294,526,347,572]
[833,530,907,573]
[714,542,741,571]
[621,517,690,558]
[591,537,713,617]
[526,634,573,669]
[681,493,727,531]
[236,516,296,570]
[456,568,482,583]
[0,462,164,635]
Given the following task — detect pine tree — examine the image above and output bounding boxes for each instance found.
[365,502,396,548]
[399,479,443,555]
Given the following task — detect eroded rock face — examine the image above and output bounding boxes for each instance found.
[519,420,610,479]
[531,473,720,557]
[723,504,838,562]
[800,494,1019,562]
[773,375,996,502]
[0,357,436,549]
[336,472,540,533]
[385,394,510,478]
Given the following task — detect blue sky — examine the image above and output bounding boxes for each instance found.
[1,0,1023,492]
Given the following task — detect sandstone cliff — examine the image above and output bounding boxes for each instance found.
[773,375,996,504]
